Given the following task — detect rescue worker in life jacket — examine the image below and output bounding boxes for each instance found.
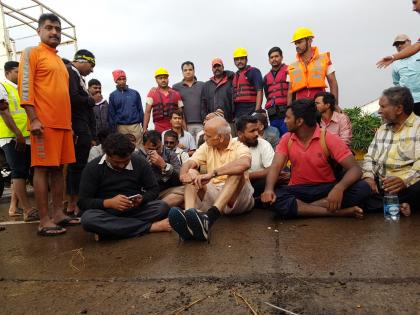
[287,27,340,111]
[144,68,184,133]
[232,48,264,120]
[263,47,289,137]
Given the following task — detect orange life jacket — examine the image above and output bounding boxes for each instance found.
[288,47,330,93]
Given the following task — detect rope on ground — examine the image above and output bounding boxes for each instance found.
[69,247,85,271]
[231,289,258,315]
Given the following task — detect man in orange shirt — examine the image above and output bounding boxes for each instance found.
[18,13,78,236]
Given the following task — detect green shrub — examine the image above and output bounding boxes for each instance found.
[344,107,381,151]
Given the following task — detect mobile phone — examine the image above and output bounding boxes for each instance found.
[128,194,142,200]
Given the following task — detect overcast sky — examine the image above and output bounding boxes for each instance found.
[7,0,419,109]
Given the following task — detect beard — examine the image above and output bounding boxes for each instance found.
[245,139,259,147]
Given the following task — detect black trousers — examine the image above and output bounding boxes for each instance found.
[67,133,91,195]
[365,180,420,212]
[81,200,169,238]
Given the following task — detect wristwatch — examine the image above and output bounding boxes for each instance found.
[162,163,171,174]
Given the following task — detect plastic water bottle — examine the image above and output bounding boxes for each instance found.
[383,192,400,221]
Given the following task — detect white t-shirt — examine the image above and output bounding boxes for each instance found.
[234,137,274,172]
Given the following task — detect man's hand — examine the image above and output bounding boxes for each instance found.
[104,194,133,211]
[364,177,378,194]
[326,185,344,212]
[148,150,166,169]
[376,56,394,69]
[382,176,406,194]
[131,195,143,208]
[180,172,193,184]
[261,190,277,205]
[193,173,212,189]
[29,118,44,136]
[15,132,26,152]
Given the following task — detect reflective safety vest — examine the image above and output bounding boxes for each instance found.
[0,82,30,138]
[264,64,289,108]
[150,88,179,122]
[233,66,257,103]
[288,47,330,93]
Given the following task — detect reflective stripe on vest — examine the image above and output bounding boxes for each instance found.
[264,64,289,108]
[233,66,257,103]
[151,89,178,122]
[0,82,30,138]
[288,50,330,93]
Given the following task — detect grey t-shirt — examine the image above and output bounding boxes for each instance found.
[173,80,205,124]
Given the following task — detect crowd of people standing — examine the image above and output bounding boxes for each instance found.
[0,4,419,239]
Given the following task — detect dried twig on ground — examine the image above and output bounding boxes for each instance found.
[231,289,258,315]
[172,296,209,315]
[69,248,85,271]
[265,302,300,315]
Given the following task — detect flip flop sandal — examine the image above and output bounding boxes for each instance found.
[24,209,40,222]
[0,226,6,232]
[9,207,24,217]
[57,217,81,227]
[37,226,66,236]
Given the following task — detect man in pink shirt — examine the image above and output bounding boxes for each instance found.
[261,99,370,218]
[315,92,352,146]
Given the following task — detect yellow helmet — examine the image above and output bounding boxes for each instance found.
[291,27,315,43]
[154,67,169,77]
[233,47,248,58]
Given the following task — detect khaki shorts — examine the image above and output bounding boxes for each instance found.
[159,186,185,199]
[196,181,254,215]
[117,123,143,149]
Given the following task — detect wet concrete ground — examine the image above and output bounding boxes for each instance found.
[1,194,420,314]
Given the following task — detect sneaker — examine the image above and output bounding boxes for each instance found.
[185,208,210,241]
[168,207,193,240]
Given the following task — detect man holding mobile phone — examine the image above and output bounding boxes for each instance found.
[78,133,170,240]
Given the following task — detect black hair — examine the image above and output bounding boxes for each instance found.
[102,133,135,157]
[88,78,101,87]
[235,115,259,133]
[268,46,283,57]
[181,61,195,70]
[4,61,19,72]
[170,109,183,119]
[62,58,71,65]
[38,13,61,28]
[382,86,414,115]
[97,129,111,144]
[314,91,336,111]
[143,130,162,145]
[253,113,268,129]
[288,98,318,127]
[164,130,179,141]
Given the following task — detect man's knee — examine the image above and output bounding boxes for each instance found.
[81,210,101,231]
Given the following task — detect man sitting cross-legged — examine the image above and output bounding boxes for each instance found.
[78,133,170,240]
[168,116,254,241]
[261,98,371,218]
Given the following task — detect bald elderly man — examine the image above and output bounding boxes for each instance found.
[168,116,254,241]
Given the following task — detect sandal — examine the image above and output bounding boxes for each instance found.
[56,217,81,227]
[9,207,23,217]
[24,208,40,222]
[0,226,5,232]
[37,225,66,236]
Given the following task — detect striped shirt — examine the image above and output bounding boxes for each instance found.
[320,111,353,145]
[362,113,420,186]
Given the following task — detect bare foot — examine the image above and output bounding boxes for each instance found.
[400,203,411,217]
[150,218,172,232]
[336,206,364,219]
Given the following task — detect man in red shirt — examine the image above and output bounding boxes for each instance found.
[261,99,371,218]
[143,68,184,133]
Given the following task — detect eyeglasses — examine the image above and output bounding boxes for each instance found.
[164,141,176,145]
[394,41,407,47]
